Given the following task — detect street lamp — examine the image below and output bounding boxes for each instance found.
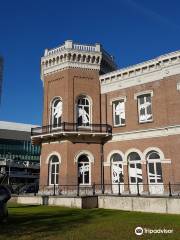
[7,153,12,185]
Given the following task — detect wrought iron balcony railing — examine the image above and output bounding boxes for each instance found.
[31,122,112,137]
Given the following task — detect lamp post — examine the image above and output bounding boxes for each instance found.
[7,153,11,185]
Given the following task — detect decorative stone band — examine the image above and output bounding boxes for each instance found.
[104,159,171,166]
[41,40,102,81]
[100,50,180,93]
[110,124,180,142]
[42,60,101,77]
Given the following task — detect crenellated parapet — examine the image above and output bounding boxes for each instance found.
[41,40,117,81]
[41,40,101,81]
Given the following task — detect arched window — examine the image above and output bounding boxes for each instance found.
[111,153,124,184]
[78,154,90,185]
[128,152,142,184]
[51,98,62,128]
[49,155,59,185]
[77,96,91,127]
[147,151,163,184]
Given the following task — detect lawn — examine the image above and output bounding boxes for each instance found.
[0,204,180,240]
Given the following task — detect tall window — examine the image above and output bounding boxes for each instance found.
[128,152,142,184]
[77,96,90,127]
[112,99,125,126]
[137,94,152,123]
[49,155,59,185]
[147,151,163,183]
[51,98,62,128]
[111,153,124,183]
[78,155,90,185]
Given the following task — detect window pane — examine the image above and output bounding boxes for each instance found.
[78,163,83,184]
[78,115,82,125]
[130,177,136,183]
[77,96,90,126]
[56,164,59,173]
[120,172,124,183]
[156,162,163,183]
[137,177,142,183]
[84,169,89,184]
[121,118,125,125]
[112,164,123,183]
[56,174,59,185]
[51,165,55,173]
[78,155,89,163]
[51,156,59,163]
[138,94,153,122]
[111,153,123,162]
[128,152,141,161]
[51,174,54,185]
[148,163,155,175]
[139,97,144,105]
[148,152,160,159]
[130,163,135,168]
[147,105,152,115]
[52,99,62,127]
[115,115,120,125]
[156,162,162,175]
[136,163,141,169]
[146,95,151,103]
[113,100,125,126]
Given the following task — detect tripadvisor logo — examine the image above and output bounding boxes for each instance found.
[135,227,143,236]
[135,226,173,236]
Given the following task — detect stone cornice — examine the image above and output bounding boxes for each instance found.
[110,124,180,142]
[100,50,180,93]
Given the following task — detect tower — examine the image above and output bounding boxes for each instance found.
[31,40,116,190]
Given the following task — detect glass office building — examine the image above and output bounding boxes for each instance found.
[0,121,41,185]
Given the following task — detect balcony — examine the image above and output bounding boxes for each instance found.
[31,122,112,144]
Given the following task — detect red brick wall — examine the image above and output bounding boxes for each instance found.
[101,74,180,132]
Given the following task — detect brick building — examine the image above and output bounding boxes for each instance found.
[31,40,180,195]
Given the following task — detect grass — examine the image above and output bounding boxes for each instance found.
[0,203,180,240]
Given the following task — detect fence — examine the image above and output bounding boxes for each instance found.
[7,182,180,198]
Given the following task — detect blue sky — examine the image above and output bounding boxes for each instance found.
[0,0,180,125]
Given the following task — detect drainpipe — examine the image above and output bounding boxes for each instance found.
[100,142,104,191]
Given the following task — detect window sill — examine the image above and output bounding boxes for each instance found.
[138,120,153,124]
[79,184,91,187]
[113,124,126,128]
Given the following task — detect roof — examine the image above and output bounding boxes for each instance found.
[0,121,40,141]
[0,121,39,132]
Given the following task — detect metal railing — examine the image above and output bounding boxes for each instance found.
[31,122,112,136]
[10,182,180,198]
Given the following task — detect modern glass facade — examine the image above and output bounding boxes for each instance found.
[0,138,40,161]
[0,121,41,186]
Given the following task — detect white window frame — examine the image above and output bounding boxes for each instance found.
[77,154,91,186]
[147,151,163,184]
[49,155,59,185]
[112,98,126,127]
[128,152,142,184]
[135,91,153,123]
[51,97,62,129]
[77,95,91,128]
[110,153,124,184]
